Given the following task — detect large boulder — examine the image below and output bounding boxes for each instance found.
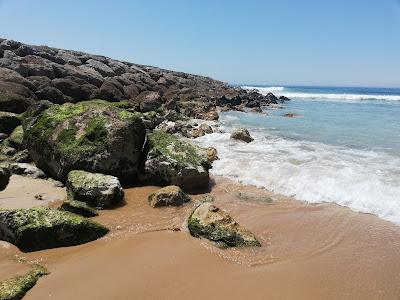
[0,167,10,191]
[0,207,109,252]
[188,202,261,248]
[140,131,210,190]
[0,81,36,113]
[0,111,21,134]
[148,185,191,208]
[66,170,124,208]
[23,100,146,182]
[230,128,254,143]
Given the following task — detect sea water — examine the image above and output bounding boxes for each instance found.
[195,86,400,225]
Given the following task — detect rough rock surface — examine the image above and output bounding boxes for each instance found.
[66,170,124,208]
[188,202,261,248]
[0,166,10,191]
[59,200,98,217]
[0,38,282,116]
[140,131,210,190]
[0,207,109,252]
[23,100,146,182]
[0,111,21,135]
[230,128,254,143]
[148,185,191,207]
[5,162,46,179]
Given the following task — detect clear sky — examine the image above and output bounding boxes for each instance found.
[0,0,399,87]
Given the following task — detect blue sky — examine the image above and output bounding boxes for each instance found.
[0,0,399,87]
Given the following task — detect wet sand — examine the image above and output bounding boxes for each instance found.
[1,176,400,299]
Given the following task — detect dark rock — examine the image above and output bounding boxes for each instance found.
[0,207,109,252]
[59,200,98,217]
[0,67,36,90]
[137,91,163,112]
[26,75,52,90]
[35,86,66,104]
[0,167,10,191]
[52,78,94,101]
[24,100,146,182]
[92,79,124,102]
[279,95,290,101]
[0,111,21,135]
[85,59,114,77]
[0,81,36,113]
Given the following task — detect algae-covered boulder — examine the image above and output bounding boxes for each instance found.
[0,111,21,135]
[148,185,191,208]
[0,207,109,252]
[66,170,124,208]
[23,100,146,182]
[0,167,10,191]
[140,130,210,190]
[188,202,261,248]
[59,200,98,217]
[3,125,24,149]
[230,128,254,143]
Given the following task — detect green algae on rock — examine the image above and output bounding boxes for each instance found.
[0,207,109,252]
[0,259,48,300]
[3,126,24,150]
[59,200,99,217]
[148,185,191,208]
[188,202,261,248]
[23,100,146,182]
[66,170,124,208]
[140,130,210,190]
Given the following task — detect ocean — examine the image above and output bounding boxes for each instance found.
[195,85,400,225]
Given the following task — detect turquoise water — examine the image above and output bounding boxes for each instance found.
[196,86,400,225]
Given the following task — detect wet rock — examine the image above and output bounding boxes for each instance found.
[283,112,300,118]
[66,170,124,208]
[188,202,261,248]
[140,131,210,190]
[11,149,32,163]
[3,125,24,149]
[0,167,10,191]
[230,128,254,143]
[279,95,290,101]
[24,100,146,182]
[59,200,99,217]
[148,185,191,207]
[0,207,109,252]
[7,163,46,179]
[0,111,21,135]
[201,147,218,164]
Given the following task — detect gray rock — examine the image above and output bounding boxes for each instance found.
[0,81,36,113]
[85,59,114,77]
[230,128,254,143]
[137,91,163,112]
[188,202,261,248]
[7,163,46,179]
[148,185,191,207]
[66,170,124,208]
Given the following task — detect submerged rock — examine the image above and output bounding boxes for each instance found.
[140,131,210,190]
[230,128,254,143]
[0,111,21,135]
[283,112,300,118]
[0,167,10,191]
[188,202,261,248]
[23,100,146,182]
[0,207,109,252]
[148,185,191,208]
[59,200,98,217]
[66,170,124,208]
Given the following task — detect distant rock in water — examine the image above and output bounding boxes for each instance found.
[279,95,290,101]
[283,112,301,118]
[0,207,109,252]
[230,128,254,143]
[23,100,146,182]
[188,202,261,248]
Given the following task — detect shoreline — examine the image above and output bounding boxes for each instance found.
[1,175,400,299]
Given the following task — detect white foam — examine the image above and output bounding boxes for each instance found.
[194,125,400,225]
[243,86,400,102]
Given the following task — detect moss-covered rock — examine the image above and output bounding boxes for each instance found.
[66,170,124,208]
[188,202,261,248]
[0,207,109,252]
[148,185,191,208]
[59,200,98,217]
[0,262,48,300]
[0,167,10,191]
[23,100,146,182]
[0,111,21,135]
[140,130,210,190]
[4,126,24,150]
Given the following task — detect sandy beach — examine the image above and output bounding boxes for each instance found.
[1,175,400,299]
